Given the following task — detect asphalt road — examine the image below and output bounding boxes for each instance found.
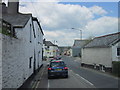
[63,56,119,88]
[31,56,119,89]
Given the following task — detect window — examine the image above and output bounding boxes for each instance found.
[117,48,120,56]
[30,24,32,43]
[29,57,32,68]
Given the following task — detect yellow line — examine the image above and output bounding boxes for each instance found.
[34,66,46,89]
[31,67,45,89]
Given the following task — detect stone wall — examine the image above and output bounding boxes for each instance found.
[1,18,43,89]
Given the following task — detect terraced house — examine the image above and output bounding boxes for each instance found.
[82,32,120,72]
[43,40,59,58]
[0,0,44,89]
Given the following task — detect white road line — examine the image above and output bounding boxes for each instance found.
[75,74,94,86]
[48,80,50,89]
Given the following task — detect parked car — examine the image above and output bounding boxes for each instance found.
[48,60,68,78]
[54,56,62,60]
[43,56,47,61]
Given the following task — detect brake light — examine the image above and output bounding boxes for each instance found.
[55,61,60,62]
[64,67,68,70]
[48,68,52,70]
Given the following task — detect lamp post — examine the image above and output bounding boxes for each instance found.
[71,28,82,40]
[53,40,58,57]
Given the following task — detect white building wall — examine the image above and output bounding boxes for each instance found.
[82,47,112,67]
[33,21,43,69]
[43,45,58,58]
[112,42,120,61]
[1,17,40,88]
[0,34,2,90]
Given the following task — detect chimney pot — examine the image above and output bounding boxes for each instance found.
[1,3,7,14]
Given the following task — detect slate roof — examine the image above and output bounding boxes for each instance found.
[2,13,32,28]
[73,39,91,48]
[44,41,58,46]
[84,32,120,48]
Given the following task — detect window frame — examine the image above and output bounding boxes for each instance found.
[117,47,120,56]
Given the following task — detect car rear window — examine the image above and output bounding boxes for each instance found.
[50,62,65,67]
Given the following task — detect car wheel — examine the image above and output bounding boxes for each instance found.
[65,75,68,78]
[48,76,51,79]
[48,76,50,79]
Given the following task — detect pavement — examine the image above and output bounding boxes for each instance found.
[18,61,47,89]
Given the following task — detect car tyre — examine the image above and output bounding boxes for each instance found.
[48,76,51,79]
[65,75,68,78]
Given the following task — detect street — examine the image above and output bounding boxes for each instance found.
[27,56,119,89]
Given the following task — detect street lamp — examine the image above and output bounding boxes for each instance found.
[71,28,82,40]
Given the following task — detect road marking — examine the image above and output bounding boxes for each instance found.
[75,74,94,86]
[48,80,50,89]
[33,66,46,89]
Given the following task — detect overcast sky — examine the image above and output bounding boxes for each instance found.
[4,0,119,46]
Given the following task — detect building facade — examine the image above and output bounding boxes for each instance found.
[0,1,44,89]
[82,32,120,72]
[43,41,59,58]
[72,39,91,57]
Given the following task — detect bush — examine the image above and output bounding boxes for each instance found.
[112,61,120,77]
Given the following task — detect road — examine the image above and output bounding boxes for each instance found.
[28,56,119,89]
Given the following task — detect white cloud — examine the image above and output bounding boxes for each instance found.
[84,16,118,37]
[44,30,78,46]
[19,2,95,30]
[89,5,107,16]
[19,2,117,46]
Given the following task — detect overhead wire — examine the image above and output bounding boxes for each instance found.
[30,0,39,19]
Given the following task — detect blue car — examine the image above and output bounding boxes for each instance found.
[48,60,68,79]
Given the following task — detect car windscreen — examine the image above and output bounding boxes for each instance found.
[50,62,65,67]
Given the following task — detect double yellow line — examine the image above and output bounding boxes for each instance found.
[31,66,46,89]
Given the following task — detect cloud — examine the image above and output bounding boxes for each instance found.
[19,2,117,46]
[84,16,118,37]
[89,5,107,16]
[44,30,78,46]
[20,2,106,30]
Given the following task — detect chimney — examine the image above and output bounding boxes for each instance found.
[1,3,7,14]
[7,0,19,14]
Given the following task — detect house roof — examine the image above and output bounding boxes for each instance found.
[44,41,58,46]
[73,39,91,48]
[84,32,120,48]
[2,13,32,28]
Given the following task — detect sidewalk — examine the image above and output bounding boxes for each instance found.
[18,62,47,89]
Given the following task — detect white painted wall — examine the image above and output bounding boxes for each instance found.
[43,45,58,58]
[33,20,43,69]
[1,17,43,88]
[82,47,112,67]
[0,34,2,90]
[112,41,120,61]
[2,18,34,88]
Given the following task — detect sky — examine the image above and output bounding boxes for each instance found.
[3,0,119,46]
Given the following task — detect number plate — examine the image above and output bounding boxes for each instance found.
[56,69,62,71]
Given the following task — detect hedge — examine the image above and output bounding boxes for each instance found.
[112,61,120,77]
